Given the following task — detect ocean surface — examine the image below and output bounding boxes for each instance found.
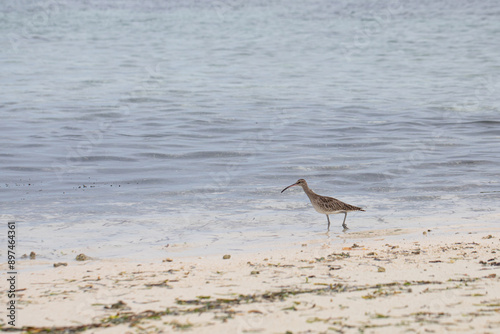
[1,0,499,260]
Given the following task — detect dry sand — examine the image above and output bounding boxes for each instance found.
[1,227,500,333]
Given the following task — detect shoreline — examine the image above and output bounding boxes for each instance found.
[16,217,500,264]
[1,226,499,333]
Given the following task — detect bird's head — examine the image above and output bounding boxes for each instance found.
[281,179,307,193]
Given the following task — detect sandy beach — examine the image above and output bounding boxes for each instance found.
[2,226,500,333]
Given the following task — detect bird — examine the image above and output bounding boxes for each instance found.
[281,179,364,231]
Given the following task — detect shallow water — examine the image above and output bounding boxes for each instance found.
[1,0,499,260]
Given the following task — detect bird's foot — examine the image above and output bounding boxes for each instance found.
[342,224,349,232]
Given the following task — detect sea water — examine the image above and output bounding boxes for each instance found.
[1,0,499,260]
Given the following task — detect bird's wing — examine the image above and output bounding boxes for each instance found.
[318,196,362,212]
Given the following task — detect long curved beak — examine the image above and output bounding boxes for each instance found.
[281,182,298,193]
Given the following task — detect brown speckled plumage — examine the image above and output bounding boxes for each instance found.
[281,179,364,230]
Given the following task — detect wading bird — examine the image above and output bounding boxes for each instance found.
[281,179,364,230]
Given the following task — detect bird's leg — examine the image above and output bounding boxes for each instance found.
[326,215,331,230]
[342,213,348,230]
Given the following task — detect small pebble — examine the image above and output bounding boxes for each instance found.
[378,266,386,272]
[30,251,36,260]
[53,262,68,268]
[223,254,231,260]
[76,253,90,261]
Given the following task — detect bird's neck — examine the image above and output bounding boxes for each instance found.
[301,184,318,199]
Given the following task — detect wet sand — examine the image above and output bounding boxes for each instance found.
[1,227,499,333]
